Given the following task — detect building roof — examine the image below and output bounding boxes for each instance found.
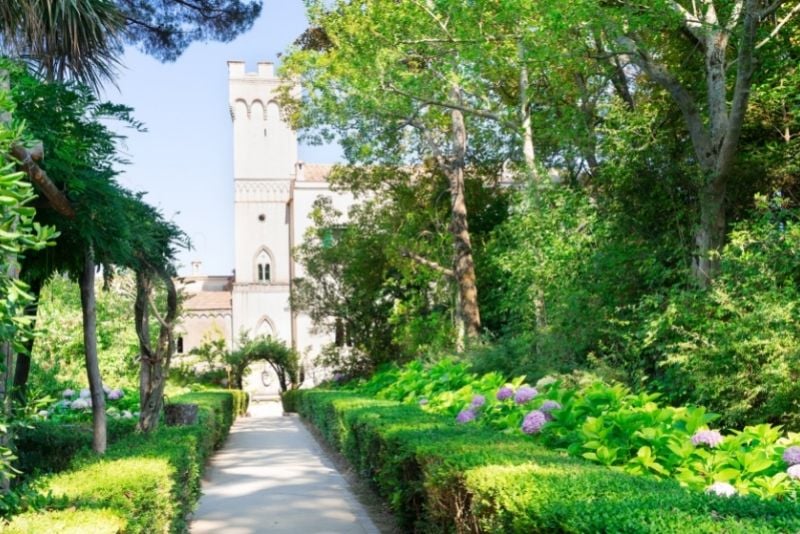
[184,291,232,311]
[299,163,334,182]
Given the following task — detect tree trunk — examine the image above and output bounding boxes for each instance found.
[12,278,43,404]
[79,245,105,454]
[135,270,177,433]
[692,175,726,287]
[448,85,481,341]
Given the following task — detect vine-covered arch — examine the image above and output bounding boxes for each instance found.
[230,335,300,393]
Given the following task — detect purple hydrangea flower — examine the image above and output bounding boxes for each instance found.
[540,400,561,420]
[514,386,538,404]
[540,400,561,412]
[788,465,800,480]
[496,386,514,401]
[470,395,486,408]
[62,388,75,399]
[691,429,724,448]
[706,482,736,497]
[418,397,429,406]
[783,446,800,466]
[456,409,476,424]
[108,388,124,401]
[521,410,547,434]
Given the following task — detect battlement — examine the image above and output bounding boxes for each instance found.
[228,60,275,79]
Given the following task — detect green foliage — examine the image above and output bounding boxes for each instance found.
[294,389,800,532]
[0,78,59,486]
[30,274,140,388]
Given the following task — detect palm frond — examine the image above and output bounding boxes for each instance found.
[0,0,123,90]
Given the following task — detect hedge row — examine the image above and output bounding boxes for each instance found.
[292,390,800,533]
[3,389,249,534]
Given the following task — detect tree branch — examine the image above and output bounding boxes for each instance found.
[718,0,760,176]
[667,0,707,41]
[402,250,454,278]
[384,83,507,125]
[756,1,800,48]
[615,36,714,169]
[10,144,75,218]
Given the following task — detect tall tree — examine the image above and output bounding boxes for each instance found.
[596,0,800,285]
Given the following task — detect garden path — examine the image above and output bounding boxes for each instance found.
[190,400,380,534]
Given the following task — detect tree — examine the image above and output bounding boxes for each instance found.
[594,0,800,285]
[117,0,262,61]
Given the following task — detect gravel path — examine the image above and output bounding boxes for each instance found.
[190,401,380,534]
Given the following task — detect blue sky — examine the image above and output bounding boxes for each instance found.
[103,0,341,276]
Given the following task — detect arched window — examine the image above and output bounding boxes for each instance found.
[256,249,271,283]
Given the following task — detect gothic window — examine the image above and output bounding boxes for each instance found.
[256,249,271,283]
[177,336,184,354]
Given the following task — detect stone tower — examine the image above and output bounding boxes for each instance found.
[228,61,295,345]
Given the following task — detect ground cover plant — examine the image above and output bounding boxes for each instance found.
[290,388,800,533]
[341,360,800,501]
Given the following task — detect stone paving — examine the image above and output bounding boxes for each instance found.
[191,401,380,534]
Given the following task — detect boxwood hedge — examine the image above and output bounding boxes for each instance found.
[2,389,249,533]
[292,389,800,533]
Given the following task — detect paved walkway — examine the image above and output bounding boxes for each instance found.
[191,401,380,534]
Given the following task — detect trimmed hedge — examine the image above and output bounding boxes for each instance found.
[292,390,800,533]
[14,418,137,479]
[3,389,248,533]
[3,509,126,534]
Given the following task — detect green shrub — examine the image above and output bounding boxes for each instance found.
[296,389,800,533]
[13,418,136,479]
[280,389,302,413]
[45,458,172,533]
[3,508,126,534]
[4,389,245,532]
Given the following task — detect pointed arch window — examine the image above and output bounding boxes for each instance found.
[256,250,271,283]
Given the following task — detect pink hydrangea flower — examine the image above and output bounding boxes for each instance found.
[108,389,124,400]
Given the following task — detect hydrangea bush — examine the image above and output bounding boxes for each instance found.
[35,385,139,423]
[345,359,800,500]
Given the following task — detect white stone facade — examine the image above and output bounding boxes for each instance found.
[176,61,354,389]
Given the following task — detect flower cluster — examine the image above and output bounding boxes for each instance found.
[788,465,800,480]
[691,429,724,448]
[496,386,513,401]
[706,482,736,497]
[521,410,547,434]
[456,409,476,424]
[514,386,538,404]
[470,395,486,408]
[783,446,800,466]
[539,400,561,420]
